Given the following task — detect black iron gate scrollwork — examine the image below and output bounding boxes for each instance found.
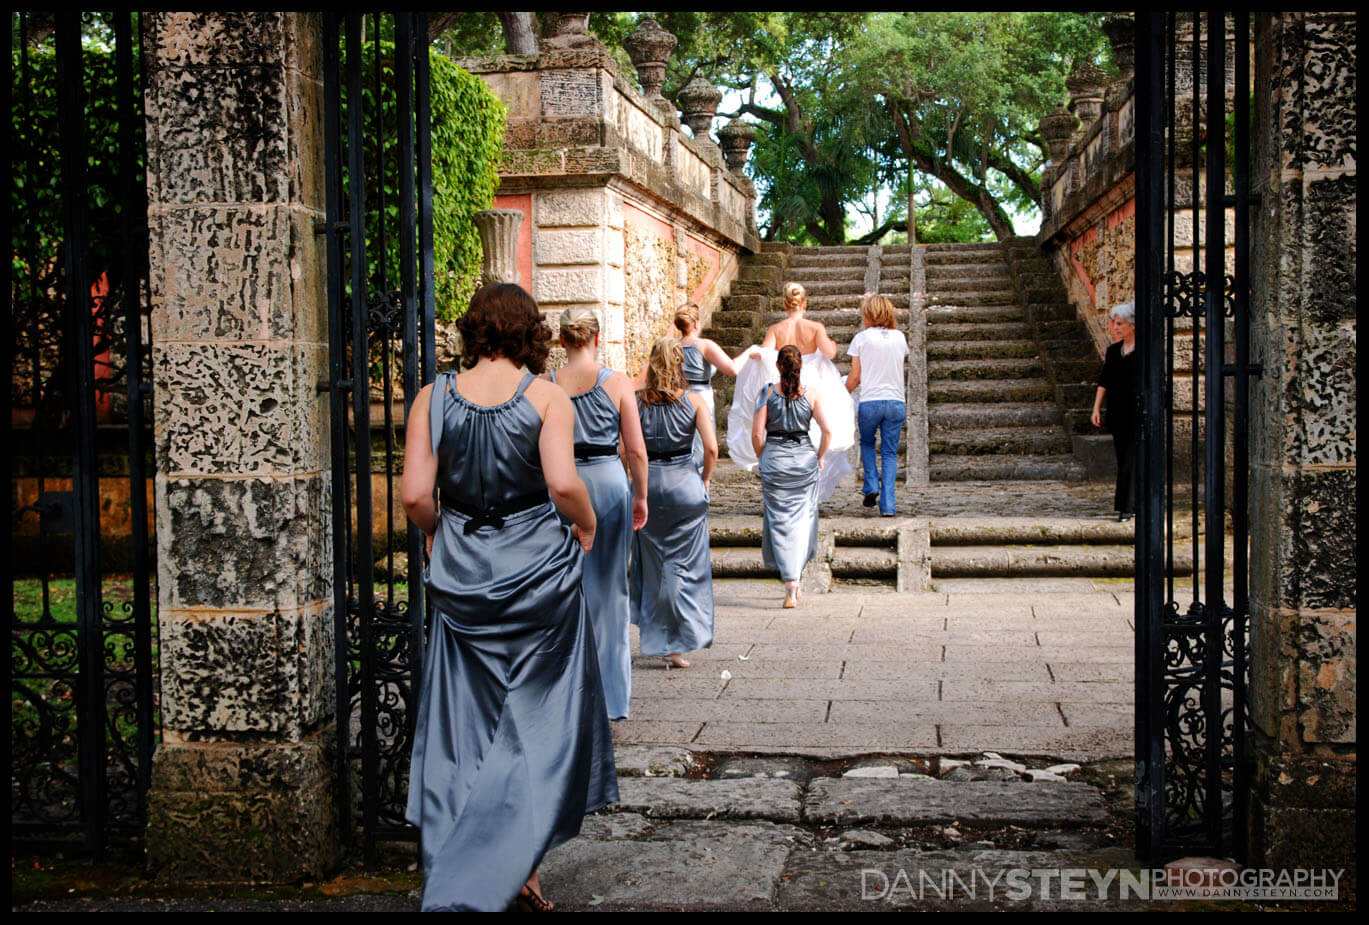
[9,11,158,854]
[321,11,436,862]
[1133,11,1255,859]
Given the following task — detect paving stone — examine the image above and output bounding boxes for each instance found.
[578,811,658,839]
[803,779,1109,828]
[940,680,1131,703]
[611,777,804,823]
[694,722,937,751]
[1036,647,1133,664]
[721,678,940,701]
[630,698,827,724]
[937,725,1131,759]
[541,819,802,910]
[829,701,1062,727]
[613,746,696,778]
[708,658,846,679]
[776,846,1147,910]
[611,721,704,745]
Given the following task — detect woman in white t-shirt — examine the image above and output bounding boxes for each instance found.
[845,294,909,516]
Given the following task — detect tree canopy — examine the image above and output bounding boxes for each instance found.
[433,11,1111,245]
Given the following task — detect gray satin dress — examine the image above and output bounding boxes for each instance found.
[682,343,715,473]
[630,392,714,655]
[551,366,632,720]
[406,371,618,912]
[757,385,820,583]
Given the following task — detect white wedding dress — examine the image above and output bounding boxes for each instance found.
[727,347,856,501]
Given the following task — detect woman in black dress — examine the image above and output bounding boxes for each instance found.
[1091,301,1138,522]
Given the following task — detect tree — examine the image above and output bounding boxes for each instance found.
[855,12,1108,240]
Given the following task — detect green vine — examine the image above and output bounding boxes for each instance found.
[353,43,506,322]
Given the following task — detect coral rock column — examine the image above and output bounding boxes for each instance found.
[1247,11,1357,876]
[142,13,339,880]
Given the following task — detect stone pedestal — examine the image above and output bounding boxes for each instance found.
[474,208,524,285]
[143,12,339,881]
[1247,11,1356,879]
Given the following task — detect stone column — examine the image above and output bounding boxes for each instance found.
[1247,12,1356,875]
[143,12,338,880]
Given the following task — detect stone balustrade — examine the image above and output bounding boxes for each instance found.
[458,22,757,373]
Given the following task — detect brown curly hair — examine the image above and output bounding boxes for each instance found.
[642,336,685,404]
[457,283,552,373]
[777,344,802,399]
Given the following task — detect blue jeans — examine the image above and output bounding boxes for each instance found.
[858,400,905,515]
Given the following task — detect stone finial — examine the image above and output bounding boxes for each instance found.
[544,12,599,50]
[1101,13,1135,81]
[678,76,723,145]
[717,118,757,173]
[1066,60,1110,126]
[624,16,678,102]
[473,209,523,285]
[1039,105,1077,165]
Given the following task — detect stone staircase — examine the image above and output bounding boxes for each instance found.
[924,242,1086,482]
[704,238,1167,589]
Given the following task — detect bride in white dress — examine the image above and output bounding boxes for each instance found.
[728,281,856,500]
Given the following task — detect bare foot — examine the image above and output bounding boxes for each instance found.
[664,653,691,668]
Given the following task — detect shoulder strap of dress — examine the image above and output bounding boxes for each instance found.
[595,366,613,388]
[514,371,536,397]
[429,371,453,455]
[548,368,557,384]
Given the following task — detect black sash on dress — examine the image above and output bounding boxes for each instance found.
[442,490,550,534]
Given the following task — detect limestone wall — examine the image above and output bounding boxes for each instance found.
[460,43,757,375]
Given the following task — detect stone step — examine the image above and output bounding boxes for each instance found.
[1026,302,1079,322]
[790,254,866,268]
[928,378,1054,404]
[710,547,771,577]
[925,263,1013,282]
[739,264,783,287]
[927,276,1019,296]
[793,244,868,255]
[929,427,1075,457]
[928,402,1062,429]
[924,242,1004,257]
[786,266,868,283]
[722,294,776,314]
[1058,383,1097,406]
[830,546,898,578]
[928,517,1137,546]
[927,322,1033,342]
[926,339,1039,360]
[924,289,1020,306]
[926,304,1023,324]
[931,544,1151,578]
[1052,359,1101,382]
[708,309,763,328]
[927,357,1045,381]
[805,293,909,310]
[929,454,1088,482]
[704,325,758,347]
[792,279,871,296]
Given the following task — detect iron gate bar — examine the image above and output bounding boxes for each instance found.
[56,12,109,856]
[1201,9,1226,850]
[1133,10,1167,861]
[395,13,427,725]
[416,14,436,384]
[115,9,157,820]
[1230,9,1251,855]
[321,9,354,845]
[343,11,382,864]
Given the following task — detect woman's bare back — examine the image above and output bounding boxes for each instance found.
[763,316,827,354]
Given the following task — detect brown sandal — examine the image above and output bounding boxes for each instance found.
[516,884,555,912]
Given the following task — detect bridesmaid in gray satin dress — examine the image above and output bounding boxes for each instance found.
[400,284,617,912]
[549,307,649,720]
[752,345,832,608]
[630,336,717,669]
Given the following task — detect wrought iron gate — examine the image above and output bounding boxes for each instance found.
[321,11,436,862]
[1133,11,1254,859]
[9,11,158,853]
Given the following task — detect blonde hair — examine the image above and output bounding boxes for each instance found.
[860,293,898,330]
[642,336,684,404]
[673,303,700,335]
[558,306,600,348]
[782,282,807,312]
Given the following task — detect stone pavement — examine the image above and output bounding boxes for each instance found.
[616,579,1134,761]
